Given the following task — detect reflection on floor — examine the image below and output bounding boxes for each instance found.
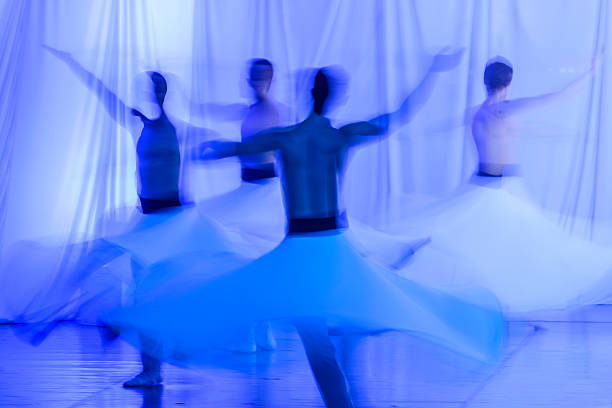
[2,306,612,407]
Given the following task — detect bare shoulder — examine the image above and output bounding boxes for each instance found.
[475,101,507,119]
[471,104,490,131]
[264,122,301,148]
[338,121,382,136]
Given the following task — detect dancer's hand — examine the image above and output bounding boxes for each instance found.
[43,44,135,134]
[430,47,465,72]
[197,141,237,160]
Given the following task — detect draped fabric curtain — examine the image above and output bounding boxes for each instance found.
[0,1,35,260]
[0,0,610,320]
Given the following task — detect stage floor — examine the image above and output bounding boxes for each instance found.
[2,306,612,407]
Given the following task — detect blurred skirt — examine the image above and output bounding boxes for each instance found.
[393,175,612,314]
[104,229,506,365]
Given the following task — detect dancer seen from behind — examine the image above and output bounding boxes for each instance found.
[35,46,264,387]
[394,55,612,314]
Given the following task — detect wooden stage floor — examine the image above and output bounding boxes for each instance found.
[2,306,612,407]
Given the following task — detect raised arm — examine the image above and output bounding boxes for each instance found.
[340,48,464,147]
[501,55,603,116]
[44,45,133,129]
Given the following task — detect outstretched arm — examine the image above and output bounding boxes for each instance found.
[340,48,464,147]
[44,45,134,129]
[174,81,248,122]
[169,115,220,144]
[198,127,287,159]
[192,102,248,122]
[501,55,603,116]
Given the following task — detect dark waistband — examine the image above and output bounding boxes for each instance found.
[477,163,521,178]
[139,194,181,214]
[241,164,276,183]
[477,171,503,178]
[287,212,348,235]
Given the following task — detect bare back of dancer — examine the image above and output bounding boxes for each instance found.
[473,56,601,176]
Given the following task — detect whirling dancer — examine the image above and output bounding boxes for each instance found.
[194,58,285,351]
[173,59,287,353]
[194,59,430,351]
[11,46,267,387]
[105,50,505,408]
[396,55,612,314]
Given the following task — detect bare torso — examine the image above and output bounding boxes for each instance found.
[472,100,515,176]
[241,100,280,169]
[276,114,346,219]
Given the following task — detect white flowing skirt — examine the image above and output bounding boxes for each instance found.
[0,204,266,324]
[392,176,612,314]
[104,231,505,364]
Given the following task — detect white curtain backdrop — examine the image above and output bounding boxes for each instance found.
[0,0,610,320]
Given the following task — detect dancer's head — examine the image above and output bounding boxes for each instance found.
[148,71,168,105]
[312,69,330,115]
[484,57,513,95]
[307,66,348,115]
[248,59,273,100]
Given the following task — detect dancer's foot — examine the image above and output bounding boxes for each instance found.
[123,372,162,388]
[255,322,277,351]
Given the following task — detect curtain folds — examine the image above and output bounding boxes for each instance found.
[1,0,611,320]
